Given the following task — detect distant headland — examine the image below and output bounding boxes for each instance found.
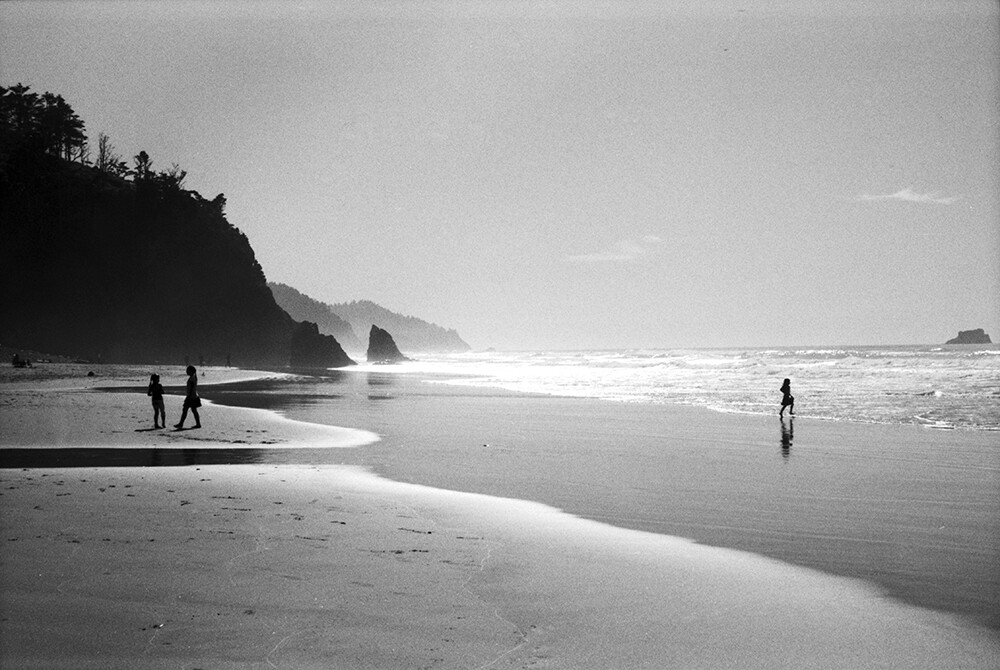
[269,283,470,355]
[945,329,992,345]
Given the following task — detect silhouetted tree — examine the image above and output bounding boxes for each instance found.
[155,163,187,191]
[95,132,123,173]
[38,92,86,160]
[0,83,40,135]
[72,137,91,165]
[1,84,86,161]
[132,150,152,180]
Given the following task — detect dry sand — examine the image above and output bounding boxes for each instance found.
[0,364,376,451]
[2,365,998,668]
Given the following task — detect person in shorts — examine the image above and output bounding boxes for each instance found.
[147,373,166,428]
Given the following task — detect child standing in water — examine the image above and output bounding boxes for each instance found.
[174,366,202,429]
[147,373,166,429]
[779,378,795,417]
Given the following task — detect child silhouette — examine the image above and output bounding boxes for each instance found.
[147,373,166,429]
[779,378,795,417]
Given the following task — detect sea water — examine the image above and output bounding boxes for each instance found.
[368,345,1000,431]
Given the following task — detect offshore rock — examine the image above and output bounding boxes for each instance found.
[290,321,355,368]
[367,325,410,363]
[945,329,992,345]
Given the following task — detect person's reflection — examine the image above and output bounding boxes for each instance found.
[366,372,396,387]
[780,417,793,459]
[366,371,396,400]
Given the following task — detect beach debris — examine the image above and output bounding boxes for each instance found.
[399,527,432,535]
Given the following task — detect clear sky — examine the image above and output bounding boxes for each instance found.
[3,0,997,350]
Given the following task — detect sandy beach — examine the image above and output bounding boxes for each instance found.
[2,365,999,668]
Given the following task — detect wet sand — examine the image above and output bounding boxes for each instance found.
[2,365,998,668]
[211,370,1000,631]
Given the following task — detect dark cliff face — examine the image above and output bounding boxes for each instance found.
[268,282,363,352]
[0,147,352,367]
[366,325,410,363]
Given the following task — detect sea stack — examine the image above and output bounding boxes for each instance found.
[367,325,410,363]
[289,321,355,368]
[945,329,992,345]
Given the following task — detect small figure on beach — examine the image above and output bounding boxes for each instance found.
[779,378,795,417]
[174,365,202,430]
[147,373,166,429]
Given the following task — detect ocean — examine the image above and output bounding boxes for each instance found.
[370,345,1000,431]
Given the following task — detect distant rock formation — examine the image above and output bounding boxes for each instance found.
[269,283,363,351]
[330,300,471,353]
[367,325,410,363]
[290,321,355,368]
[945,329,992,345]
[268,286,472,354]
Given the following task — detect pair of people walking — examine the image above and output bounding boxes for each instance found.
[147,366,201,430]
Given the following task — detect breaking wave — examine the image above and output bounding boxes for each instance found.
[374,345,1000,431]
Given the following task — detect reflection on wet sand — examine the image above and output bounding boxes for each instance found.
[0,447,348,468]
[365,372,398,388]
[780,417,793,458]
[367,371,398,400]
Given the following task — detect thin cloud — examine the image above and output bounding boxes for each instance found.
[566,235,663,263]
[858,187,958,205]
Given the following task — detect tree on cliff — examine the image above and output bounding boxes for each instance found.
[133,150,153,180]
[0,84,86,162]
[94,132,129,176]
[38,92,86,161]
[0,83,39,133]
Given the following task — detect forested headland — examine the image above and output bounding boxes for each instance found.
[268,283,471,354]
[0,84,352,368]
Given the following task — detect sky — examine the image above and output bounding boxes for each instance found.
[2,0,998,350]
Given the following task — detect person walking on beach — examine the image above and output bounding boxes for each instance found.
[175,365,202,429]
[147,373,166,429]
[779,378,795,417]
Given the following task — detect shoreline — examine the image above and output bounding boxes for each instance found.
[0,365,377,453]
[2,366,999,667]
[207,368,1000,632]
[345,345,1000,431]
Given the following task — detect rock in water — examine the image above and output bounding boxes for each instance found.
[367,325,410,363]
[290,321,355,368]
[945,329,992,344]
